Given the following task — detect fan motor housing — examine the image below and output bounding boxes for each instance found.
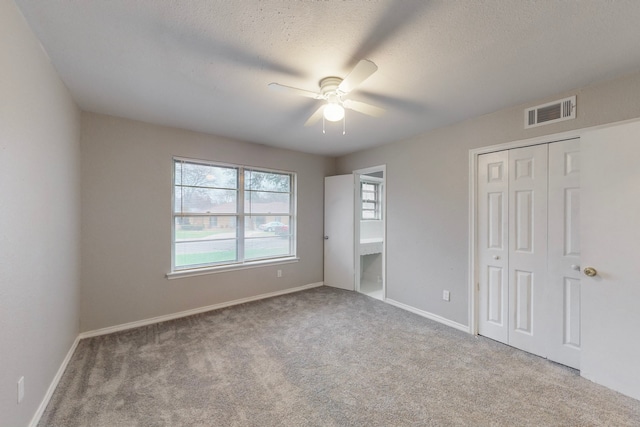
[320,77,342,96]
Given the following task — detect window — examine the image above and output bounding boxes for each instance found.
[361,181,381,220]
[172,158,295,272]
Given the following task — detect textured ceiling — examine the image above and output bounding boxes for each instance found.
[14,0,640,156]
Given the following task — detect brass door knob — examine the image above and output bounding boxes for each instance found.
[583,267,597,277]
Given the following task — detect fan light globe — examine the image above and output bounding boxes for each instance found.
[324,103,345,122]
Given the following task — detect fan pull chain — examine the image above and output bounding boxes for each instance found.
[322,115,326,134]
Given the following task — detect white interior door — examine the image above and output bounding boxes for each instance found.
[324,175,354,290]
[478,151,509,343]
[547,139,581,369]
[580,121,640,400]
[507,144,548,358]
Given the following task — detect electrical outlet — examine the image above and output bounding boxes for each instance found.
[277,269,282,278]
[17,376,24,403]
[442,290,450,302]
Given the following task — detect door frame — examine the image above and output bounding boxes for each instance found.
[467,118,640,335]
[353,165,386,299]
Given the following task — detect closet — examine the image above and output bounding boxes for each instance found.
[477,139,581,369]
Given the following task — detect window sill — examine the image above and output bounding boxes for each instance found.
[166,257,300,280]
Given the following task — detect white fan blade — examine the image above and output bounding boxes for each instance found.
[304,105,325,126]
[343,99,385,117]
[268,83,322,99]
[338,59,378,93]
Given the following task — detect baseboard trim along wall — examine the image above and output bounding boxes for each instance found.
[30,282,323,427]
[29,336,81,427]
[79,282,324,339]
[31,283,474,426]
[385,298,471,333]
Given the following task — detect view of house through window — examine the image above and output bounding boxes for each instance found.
[173,158,295,271]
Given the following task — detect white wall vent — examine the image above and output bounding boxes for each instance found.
[525,96,576,129]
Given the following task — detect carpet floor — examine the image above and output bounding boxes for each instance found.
[39,287,640,426]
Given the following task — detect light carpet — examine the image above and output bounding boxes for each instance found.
[39,287,640,426]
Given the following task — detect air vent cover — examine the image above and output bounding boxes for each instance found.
[525,96,576,129]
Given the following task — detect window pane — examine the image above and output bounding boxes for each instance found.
[245,170,290,192]
[245,216,290,238]
[362,183,376,192]
[173,159,296,272]
[175,162,183,185]
[175,188,237,214]
[245,236,291,260]
[362,191,376,201]
[175,217,237,241]
[244,191,290,214]
[362,202,376,210]
[177,162,237,189]
[362,211,376,219]
[174,240,237,268]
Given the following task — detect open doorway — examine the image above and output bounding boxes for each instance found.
[354,166,385,300]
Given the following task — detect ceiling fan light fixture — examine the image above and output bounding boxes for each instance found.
[269,60,382,128]
[323,102,345,122]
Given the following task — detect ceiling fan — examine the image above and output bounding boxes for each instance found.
[268,59,385,128]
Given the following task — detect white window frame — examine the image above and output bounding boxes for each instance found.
[360,179,382,220]
[168,157,297,279]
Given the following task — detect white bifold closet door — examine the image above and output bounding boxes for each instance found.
[478,139,581,369]
[477,151,510,344]
[547,139,581,369]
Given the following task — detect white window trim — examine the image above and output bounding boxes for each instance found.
[166,256,300,280]
[170,156,297,277]
[360,176,383,221]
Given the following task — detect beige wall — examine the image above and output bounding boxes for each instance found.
[5,1,640,421]
[0,1,81,426]
[80,113,335,332]
[336,71,640,326]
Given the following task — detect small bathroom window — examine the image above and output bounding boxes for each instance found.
[361,181,381,220]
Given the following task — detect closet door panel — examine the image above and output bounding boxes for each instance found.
[547,139,581,369]
[507,144,548,357]
[514,191,533,252]
[487,266,504,323]
[514,270,533,333]
[477,151,509,343]
[563,277,581,346]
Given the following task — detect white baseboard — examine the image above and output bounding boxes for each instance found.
[29,282,323,426]
[29,335,81,427]
[30,284,470,426]
[385,298,471,333]
[29,282,322,426]
[79,282,324,339]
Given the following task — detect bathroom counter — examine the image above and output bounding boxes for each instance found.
[360,238,383,255]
